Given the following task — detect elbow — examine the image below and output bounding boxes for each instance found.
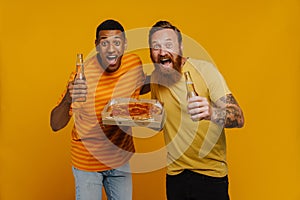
[224,111,244,128]
[50,111,65,132]
[51,126,60,132]
[50,120,62,132]
[237,121,244,128]
[237,112,245,128]
[50,115,68,131]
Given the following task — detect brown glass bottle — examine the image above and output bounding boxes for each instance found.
[184,71,198,98]
[74,53,86,102]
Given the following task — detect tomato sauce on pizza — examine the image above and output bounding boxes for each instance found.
[108,102,162,120]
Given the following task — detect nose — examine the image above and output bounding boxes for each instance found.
[159,48,167,56]
[107,43,115,53]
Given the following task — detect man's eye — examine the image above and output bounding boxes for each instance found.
[100,41,108,46]
[152,44,160,50]
[113,40,121,46]
[165,43,173,49]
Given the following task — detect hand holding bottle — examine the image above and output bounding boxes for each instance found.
[184,71,211,121]
[187,96,211,121]
[68,79,87,103]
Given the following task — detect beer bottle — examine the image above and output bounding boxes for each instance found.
[184,71,198,98]
[74,53,86,102]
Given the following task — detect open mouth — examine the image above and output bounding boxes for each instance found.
[159,57,172,66]
[106,55,118,65]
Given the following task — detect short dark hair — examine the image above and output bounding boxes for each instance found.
[148,20,182,46]
[96,19,125,40]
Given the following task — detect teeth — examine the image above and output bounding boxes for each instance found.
[160,58,171,65]
[107,55,117,60]
[160,58,169,62]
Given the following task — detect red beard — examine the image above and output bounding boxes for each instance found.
[150,52,184,86]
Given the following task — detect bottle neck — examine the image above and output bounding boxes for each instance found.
[76,63,85,80]
[184,71,198,97]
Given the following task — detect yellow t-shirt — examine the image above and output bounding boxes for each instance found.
[151,58,231,177]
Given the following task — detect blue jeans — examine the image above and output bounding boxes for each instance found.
[72,163,132,200]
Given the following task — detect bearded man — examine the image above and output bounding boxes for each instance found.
[148,20,244,200]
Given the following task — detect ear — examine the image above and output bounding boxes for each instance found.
[95,39,100,52]
[180,42,183,52]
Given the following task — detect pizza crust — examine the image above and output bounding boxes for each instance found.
[107,102,162,120]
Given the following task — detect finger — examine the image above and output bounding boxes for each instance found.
[188,105,209,115]
[190,110,210,121]
[71,94,87,101]
[188,101,209,110]
[187,96,201,103]
[188,96,209,105]
[71,93,87,98]
[74,79,86,84]
[187,101,200,109]
[190,113,204,121]
[73,84,88,90]
[70,89,87,95]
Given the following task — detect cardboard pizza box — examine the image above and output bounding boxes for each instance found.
[101,98,164,129]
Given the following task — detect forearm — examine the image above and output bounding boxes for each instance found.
[211,94,244,128]
[212,106,244,128]
[50,95,72,131]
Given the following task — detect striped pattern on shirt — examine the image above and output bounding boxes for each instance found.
[58,53,144,171]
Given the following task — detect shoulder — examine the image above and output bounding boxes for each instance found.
[122,53,142,63]
[188,58,215,70]
[120,54,143,71]
[188,58,231,98]
[84,54,98,68]
[187,58,222,77]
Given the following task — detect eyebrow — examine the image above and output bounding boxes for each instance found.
[99,35,122,40]
[151,38,173,43]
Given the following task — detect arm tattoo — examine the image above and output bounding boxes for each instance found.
[211,94,244,128]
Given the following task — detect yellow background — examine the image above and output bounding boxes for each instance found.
[1,0,299,199]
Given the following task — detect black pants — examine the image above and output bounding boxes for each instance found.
[166,170,230,200]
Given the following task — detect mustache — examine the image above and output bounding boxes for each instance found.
[159,55,171,59]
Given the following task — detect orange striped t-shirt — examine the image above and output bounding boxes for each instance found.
[58,53,145,172]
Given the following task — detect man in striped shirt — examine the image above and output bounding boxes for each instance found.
[50,19,146,200]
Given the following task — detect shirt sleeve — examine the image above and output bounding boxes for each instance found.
[190,59,231,102]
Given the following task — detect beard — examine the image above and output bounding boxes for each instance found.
[150,50,183,86]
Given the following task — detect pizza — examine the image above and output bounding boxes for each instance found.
[107,102,162,120]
